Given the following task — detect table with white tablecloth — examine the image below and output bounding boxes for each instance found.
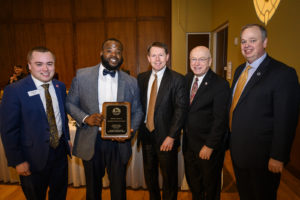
[0,124,189,189]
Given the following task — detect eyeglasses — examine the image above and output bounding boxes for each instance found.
[190,57,210,63]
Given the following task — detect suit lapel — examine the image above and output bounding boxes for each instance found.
[117,71,125,101]
[24,76,48,119]
[89,65,100,113]
[155,68,171,110]
[236,56,271,107]
[141,71,152,108]
[53,80,65,127]
[190,69,213,107]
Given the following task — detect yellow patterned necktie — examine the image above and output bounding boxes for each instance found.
[229,65,252,130]
[146,74,157,132]
[42,84,60,148]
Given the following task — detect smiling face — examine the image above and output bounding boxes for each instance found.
[240,26,267,64]
[147,46,169,72]
[28,51,55,83]
[189,46,211,76]
[14,66,23,75]
[101,40,123,71]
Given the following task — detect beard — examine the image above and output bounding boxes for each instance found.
[101,55,123,71]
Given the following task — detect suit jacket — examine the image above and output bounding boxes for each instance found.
[183,69,230,154]
[0,75,70,172]
[66,64,143,163]
[230,55,300,169]
[137,67,188,147]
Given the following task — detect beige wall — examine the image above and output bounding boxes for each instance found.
[172,0,212,74]
[172,0,300,82]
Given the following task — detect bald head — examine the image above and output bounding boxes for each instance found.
[189,46,212,76]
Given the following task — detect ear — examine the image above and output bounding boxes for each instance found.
[147,55,151,63]
[28,63,32,70]
[166,53,170,62]
[263,38,268,49]
[208,58,212,67]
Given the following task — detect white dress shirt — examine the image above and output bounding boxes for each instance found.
[31,75,63,137]
[98,64,118,113]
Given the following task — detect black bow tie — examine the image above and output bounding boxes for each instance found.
[103,69,116,77]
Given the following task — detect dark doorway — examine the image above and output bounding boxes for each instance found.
[214,26,228,79]
[186,33,210,73]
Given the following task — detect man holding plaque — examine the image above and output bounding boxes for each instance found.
[137,42,188,200]
[66,38,143,200]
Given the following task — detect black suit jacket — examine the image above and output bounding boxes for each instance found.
[230,55,300,169]
[183,69,230,154]
[137,67,188,148]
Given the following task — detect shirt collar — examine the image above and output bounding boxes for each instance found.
[246,53,267,70]
[151,66,166,79]
[100,63,118,78]
[31,75,53,89]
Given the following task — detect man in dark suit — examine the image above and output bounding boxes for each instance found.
[137,42,188,200]
[0,46,71,200]
[183,46,230,200]
[66,38,143,200]
[230,24,300,200]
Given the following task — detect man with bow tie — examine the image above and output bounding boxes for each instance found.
[66,38,143,200]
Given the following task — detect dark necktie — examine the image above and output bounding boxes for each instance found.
[42,84,60,148]
[146,74,157,132]
[103,69,116,77]
[229,65,252,130]
[190,77,199,104]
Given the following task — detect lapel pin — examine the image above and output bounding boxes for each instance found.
[205,82,208,85]
[257,72,261,76]
[56,84,59,88]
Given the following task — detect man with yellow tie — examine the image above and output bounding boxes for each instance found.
[229,24,300,200]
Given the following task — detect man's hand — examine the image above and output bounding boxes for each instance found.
[268,158,284,173]
[160,136,174,151]
[16,161,31,176]
[111,129,133,143]
[199,145,213,160]
[84,113,103,126]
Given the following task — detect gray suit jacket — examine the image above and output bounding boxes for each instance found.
[66,64,143,163]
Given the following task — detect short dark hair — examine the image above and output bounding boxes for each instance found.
[27,46,55,62]
[14,65,23,69]
[102,38,123,51]
[147,42,169,55]
[240,24,267,41]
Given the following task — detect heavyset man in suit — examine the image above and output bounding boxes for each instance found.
[137,42,188,200]
[66,38,143,200]
[0,46,71,200]
[229,24,300,200]
[183,46,230,200]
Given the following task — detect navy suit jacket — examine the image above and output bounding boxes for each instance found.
[0,75,70,172]
[230,55,300,168]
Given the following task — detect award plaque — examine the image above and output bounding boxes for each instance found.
[101,102,131,139]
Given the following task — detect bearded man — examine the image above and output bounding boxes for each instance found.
[66,38,143,200]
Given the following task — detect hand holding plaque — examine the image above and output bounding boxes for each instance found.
[101,102,131,139]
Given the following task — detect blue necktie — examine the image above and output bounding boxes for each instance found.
[103,69,116,77]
